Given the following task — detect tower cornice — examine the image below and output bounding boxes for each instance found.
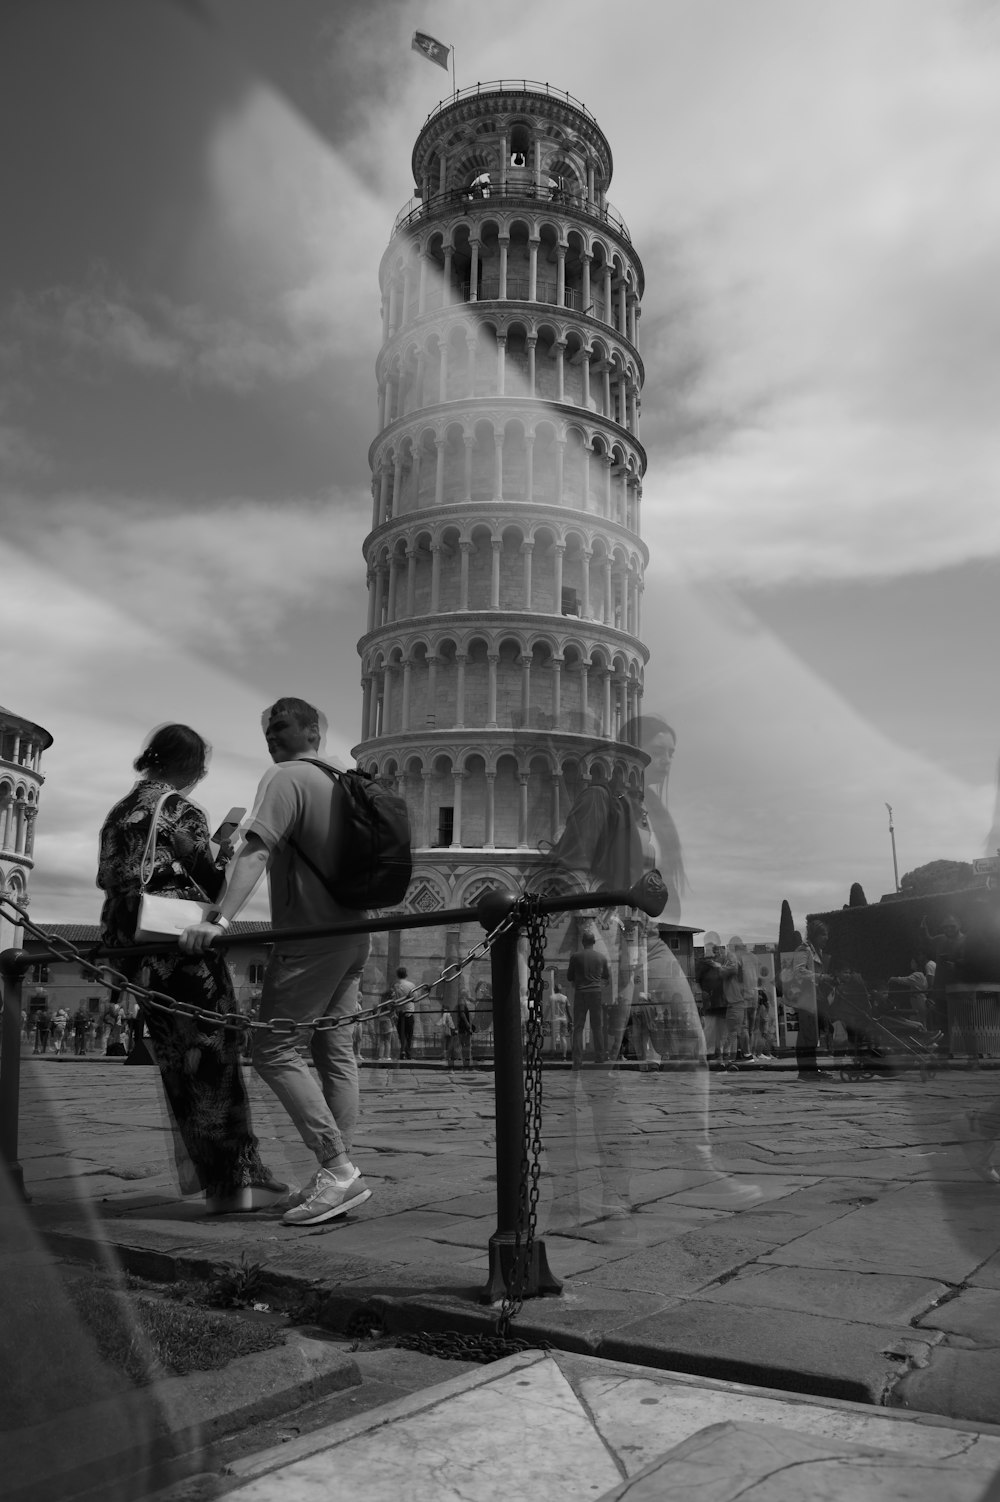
[362,499,650,566]
[368,399,647,476]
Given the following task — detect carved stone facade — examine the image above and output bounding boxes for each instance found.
[353,83,649,1009]
[0,706,52,955]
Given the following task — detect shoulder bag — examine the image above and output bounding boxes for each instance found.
[135,791,211,942]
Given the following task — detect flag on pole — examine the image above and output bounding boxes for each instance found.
[412,30,451,70]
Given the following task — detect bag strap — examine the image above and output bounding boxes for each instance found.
[138,789,210,900]
[139,791,173,890]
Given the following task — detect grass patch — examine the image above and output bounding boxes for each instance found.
[67,1276,287,1387]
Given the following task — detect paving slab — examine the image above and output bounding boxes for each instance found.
[601,1299,939,1403]
[763,1181,1000,1282]
[916,1285,1000,1341]
[223,1350,1000,1501]
[892,1348,1000,1427]
[598,1419,996,1502]
[693,1264,949,1324]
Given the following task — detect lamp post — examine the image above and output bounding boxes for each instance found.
[885,803,900,894]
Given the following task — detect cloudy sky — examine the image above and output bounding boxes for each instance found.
[3,0,999,937]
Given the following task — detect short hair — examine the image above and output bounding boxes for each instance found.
[265,697,320,733]
[396,966,408,978]
[581,932,596,947]
[134,724,209,786]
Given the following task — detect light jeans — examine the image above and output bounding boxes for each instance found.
[254,934,371,1164]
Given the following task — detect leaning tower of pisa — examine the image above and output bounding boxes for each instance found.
[0,706,52,955]
[356,81,648,978]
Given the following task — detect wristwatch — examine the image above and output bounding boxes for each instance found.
[206,910,232,931]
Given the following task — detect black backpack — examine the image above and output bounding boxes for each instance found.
[290,761,413,910]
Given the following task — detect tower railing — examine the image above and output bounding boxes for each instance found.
[392,183,631,244]
[420,79,601,128]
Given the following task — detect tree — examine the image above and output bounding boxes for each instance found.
[848,882,868,907]
[899,860,976,897]
[778,900,796,952]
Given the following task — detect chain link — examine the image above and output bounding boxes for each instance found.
[0,897,516,1040]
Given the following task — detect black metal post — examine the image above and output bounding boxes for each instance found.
[1,948,30,1201]
[479,893,561,1303]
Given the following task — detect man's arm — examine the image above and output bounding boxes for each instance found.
[179,834,270,954]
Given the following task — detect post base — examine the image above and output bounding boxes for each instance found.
[480,1233,563,1304]
[4,1159,31,1203]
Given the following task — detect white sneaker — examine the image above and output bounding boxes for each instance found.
[278,1164,358,1211]
[281,1169,372,1225]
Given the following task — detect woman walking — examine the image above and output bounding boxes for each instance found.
[98,724,285,1212]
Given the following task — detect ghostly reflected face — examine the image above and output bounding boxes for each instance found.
[647,731,676,782]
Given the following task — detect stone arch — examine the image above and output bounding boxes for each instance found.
[467,519,494,612]
[495,634,523,730]
[469,420,495,506]
[531,419,558,508]
[429,752,456,848]
[431,635,459,729]
[461,750,488,848]
[493,751,521,848]
[500,418,528,506]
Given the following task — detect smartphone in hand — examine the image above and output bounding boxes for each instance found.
[212,807,246,846]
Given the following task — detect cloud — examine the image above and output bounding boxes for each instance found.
[192,81,393,370]
[642,564,993,936]
[7,274,340,394]
[0,538,359,924]
[616,3,1000,587]
[3,488,368,654]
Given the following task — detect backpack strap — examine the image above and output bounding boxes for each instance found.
[285,759,342,898]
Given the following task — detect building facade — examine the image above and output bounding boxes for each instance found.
[354,82,650,1010]
[22,923,273,1029]
[0,706,52,957]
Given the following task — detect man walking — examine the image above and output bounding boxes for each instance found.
[567,930,610,1067]
[181,697,371,1226]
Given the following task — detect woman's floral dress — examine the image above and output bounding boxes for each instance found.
[98,778,267,1198]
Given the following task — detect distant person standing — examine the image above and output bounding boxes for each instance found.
[33,1008,51,1054]
[551,976,571,1061]
[50,1007,69,1056]
[393,968,417,1059]
[695,944,733,1069]
[72,1006,89,1057]
[455,989,475,1069]
[567,931,610,1067]
[439,1005,460,1071]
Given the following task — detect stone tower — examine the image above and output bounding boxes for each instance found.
[355,81,648,991]
[0,706,52,955]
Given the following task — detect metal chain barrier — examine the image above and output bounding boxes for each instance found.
[0,897,516,1041]
[4,892,553,1365]
[394,895,551,1363]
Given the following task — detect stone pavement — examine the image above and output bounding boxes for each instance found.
[12,1049,1000,1437]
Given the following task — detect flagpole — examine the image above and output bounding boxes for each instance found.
[451,47,457,97]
